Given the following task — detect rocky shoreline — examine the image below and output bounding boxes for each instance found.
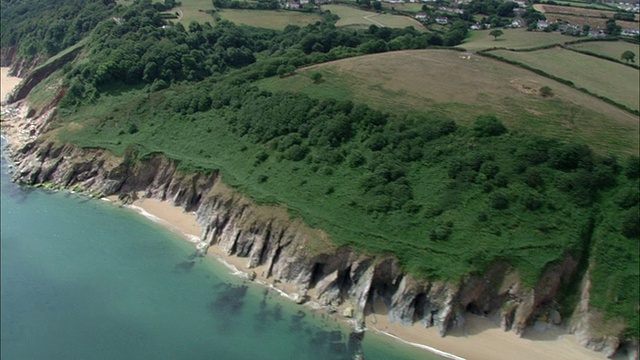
[1,68,637,360]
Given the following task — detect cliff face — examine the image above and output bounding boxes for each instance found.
[3,90,635,358]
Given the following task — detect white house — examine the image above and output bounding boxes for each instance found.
[435,16,448,24]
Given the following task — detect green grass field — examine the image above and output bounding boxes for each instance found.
[258,50,639,155]
[492,47,640,112]
[217,9,322,29]
[322,4,426,31]
[382,3,424,13]
[461,28,573,51]
[569,40,640,66]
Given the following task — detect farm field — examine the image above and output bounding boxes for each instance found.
[258,50,639,155]
[568,40,640,65]
[539,0,617,10]
[321,4,426,31]
[538,4,634,19]
[218,9,322,29]
[461,28,572,51]
[492,47,640,111]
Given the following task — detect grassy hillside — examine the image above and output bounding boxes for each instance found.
[258,50,639,155]
[491,48,640,111]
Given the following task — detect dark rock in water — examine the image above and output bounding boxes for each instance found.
[272,304,283,322]
[310,331,329,347]
[329,330,343,342]
[175,260,196,273]
[329,341,347,355]
[209,284,248,316]
[347,331,364,357]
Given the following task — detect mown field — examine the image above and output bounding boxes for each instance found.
[461,28,572,51]
[492,47,640,111]
[258,50,639,155]
[321,4,426,31]
[568,40,640,66]
[218,9,322,29]
[169,0,217,25]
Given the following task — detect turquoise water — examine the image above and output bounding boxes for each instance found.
[0,142,442,360]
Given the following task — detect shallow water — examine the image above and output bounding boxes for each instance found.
[0,140,442,360]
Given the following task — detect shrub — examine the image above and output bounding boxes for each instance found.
[549,143,593,171]
[310,72,323,84]
[621,207,639,238]
[150,79,169,92]
[474,115,507,137]
[625,156,640,179]
[490,191,510,210]
[616,187,640,209]
[524,168,544,189]
[539,86,554,97]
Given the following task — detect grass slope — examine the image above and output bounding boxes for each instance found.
[258,50,639,155]
[492,47,640,111]
[218,9,322,29]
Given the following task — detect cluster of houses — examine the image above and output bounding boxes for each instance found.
[283,0,311,9]
[615,1,640,13]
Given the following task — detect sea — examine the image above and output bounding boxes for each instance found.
[0,137,443,360]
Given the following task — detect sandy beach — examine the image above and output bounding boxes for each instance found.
[1,66,608,360]
[1,67,21,102]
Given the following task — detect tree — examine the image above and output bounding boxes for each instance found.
[489,29,503,40]
[621,50,636,63]
[605,19,621,36]
[582,24,591,35]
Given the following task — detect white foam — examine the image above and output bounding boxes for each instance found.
[371,329,466,360]
[127,204,200,244]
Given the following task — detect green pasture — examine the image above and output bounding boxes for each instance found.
[259,49,639,155]
[217,9,322,29]
[461,28,573,51]
[492,47,640,112]
[322,4,426,31]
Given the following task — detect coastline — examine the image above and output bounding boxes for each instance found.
[107,194,607,360]
[1,67,609,360]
